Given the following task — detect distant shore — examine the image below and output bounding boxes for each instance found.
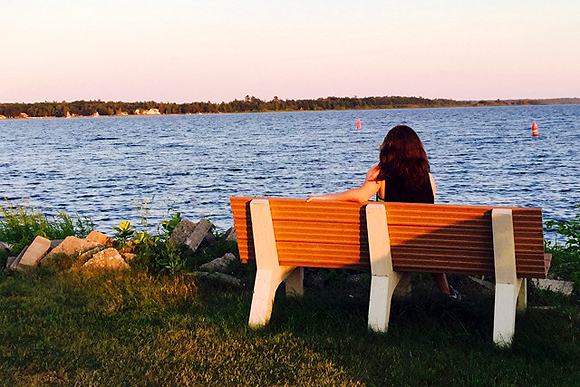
[1,96,578,120]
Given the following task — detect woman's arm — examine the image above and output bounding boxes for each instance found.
[307,166,382,203]
[429,173,436,198]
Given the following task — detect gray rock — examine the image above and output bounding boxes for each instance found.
[50,239,64,250]
[170,220,197,248]
[9,245,29,270]
[5,256,16,269]
[199,253,237,273]
[532,278,574,296]
[201,231,216,247]
[0,241,12,252]
[222,227,237,242]
[193,271,243,287]
[184,218,213,253]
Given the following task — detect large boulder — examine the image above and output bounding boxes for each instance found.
[82,248,129,270]
[73,246,107,269]
[170,220,197,248]
[85,231,114,247]
[44,236,99,262]
[171,218,213,253]
[16,236,51,269]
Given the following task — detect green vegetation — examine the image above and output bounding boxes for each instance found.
[1,205,580,385]
[546,205,580,293]
[0,201,93,266]
[1,96,579,118]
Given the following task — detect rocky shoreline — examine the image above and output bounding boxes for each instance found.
[3,217,243,286]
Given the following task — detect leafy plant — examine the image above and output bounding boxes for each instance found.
[133,234,185,276]
[112,220,136,252]
[546,204,580,249]
[545,204,580,292]
[113,220,135,240]
[161,212,181,239]
[0,200,93,254]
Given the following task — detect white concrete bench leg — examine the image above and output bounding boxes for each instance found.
[366,203,402,332]
[492,208,525,346]
[248,199,298,327]
[249,266,296,326]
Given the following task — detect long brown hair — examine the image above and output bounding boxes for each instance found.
[376,125,430,187]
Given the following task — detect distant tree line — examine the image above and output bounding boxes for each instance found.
[0,95,577,118]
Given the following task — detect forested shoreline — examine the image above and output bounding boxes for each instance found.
[1,95,578,118]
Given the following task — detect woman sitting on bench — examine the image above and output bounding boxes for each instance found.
[307,124,459,298]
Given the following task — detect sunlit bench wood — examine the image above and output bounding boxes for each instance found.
[230,197,551,346]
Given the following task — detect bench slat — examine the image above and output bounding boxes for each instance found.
[231,197,549,278]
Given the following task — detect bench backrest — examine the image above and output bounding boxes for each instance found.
[230,197,549,278]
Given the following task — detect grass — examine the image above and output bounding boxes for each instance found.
[1,204,579,386]
[1,267,579,386]
[0,201,93,267]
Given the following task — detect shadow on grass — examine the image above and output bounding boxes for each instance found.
[2,269,580,386]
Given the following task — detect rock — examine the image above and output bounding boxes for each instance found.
[9,245,29,270]
[170,220,197,248]
[5,256,16,269]
[85,231,114,246]
[199,253,237,272]
[82,248,129,270]
[185,219,213,252]
[201,231,216,247]
[16,236,51,269]
[0,241,12,252]
[193,271,243,287]
[532,278,574,296]
[222,227,237,242]
[72,246,107,269]
[50,239,64,250]
[171,218,213,253]
[44,236,99,260]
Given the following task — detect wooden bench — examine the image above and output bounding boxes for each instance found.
[230,197,551,346]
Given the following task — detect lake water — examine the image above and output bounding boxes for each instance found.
[0,105,579,239]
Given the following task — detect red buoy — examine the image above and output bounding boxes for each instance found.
[532,121,538,137]
[356,118,361,130]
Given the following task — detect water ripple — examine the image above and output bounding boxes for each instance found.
[0,106,579,236]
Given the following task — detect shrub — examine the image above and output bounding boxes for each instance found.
[0,201,93,254]
[546,204,580,291]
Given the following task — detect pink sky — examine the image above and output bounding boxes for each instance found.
[1,0,579,103]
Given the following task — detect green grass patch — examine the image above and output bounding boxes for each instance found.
[1,268,579,386]
[0,201,93,254]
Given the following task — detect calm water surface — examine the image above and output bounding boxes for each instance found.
[1,105,579,238]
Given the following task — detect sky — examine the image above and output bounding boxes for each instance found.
[1,0,579,103]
